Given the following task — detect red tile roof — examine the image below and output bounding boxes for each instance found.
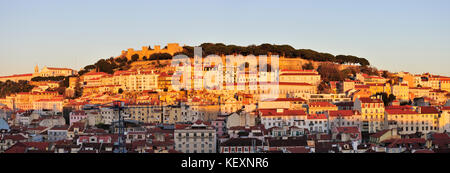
[385,105,413,110]
[281,73,319,76]
[307,114,327,119]
[2,134,27,141]
[278,82,313,86]
[285,147,309,153]
[358,97,383,103]
[22,142,50,151]
[419,106,440,114]
[382,138,426,148]
[4,143,27,153]
[84,71,108,76]
[0,73,33,79]
[46,67,73,71]
[335,126,360,134]
[370,129,390,138]
[259,109,307,117]
[385,109,418,115]
[309,102,336,107]
[50,125,69,131]
[262,98,307,102]
[328,110,360,117]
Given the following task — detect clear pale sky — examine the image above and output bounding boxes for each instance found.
[0,0,449,76]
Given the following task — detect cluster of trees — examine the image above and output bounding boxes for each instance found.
[302,62,315,70]
[316,63,381,93]
[317,63,346,82]
[0,80,34,98]
[31,76,66,82]
[45,87,66,95]
[174,43,370,66]
[374,92,396,106]
[78,57,122,76]
[75,43,372,79]
[31,76,72,88]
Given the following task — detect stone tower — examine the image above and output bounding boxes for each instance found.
[34,65,39,73]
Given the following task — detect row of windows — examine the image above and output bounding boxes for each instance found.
[177,132,213,137]
[401,126,437,131]
[184,149,213,153]
[223,147,252,153]
[179,143,213,148]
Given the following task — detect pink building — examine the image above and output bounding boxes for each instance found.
[69,110,87,125]
[211,116,226,137]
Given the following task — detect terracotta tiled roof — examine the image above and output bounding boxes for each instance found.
[261,98,307,102]
[2,134,27,141]
[419,106,440,114]
[259,109,307,117]
[335,126,360,134]
[307,114,327,119]
[328,110,360,117]
[0,73,33,79]
[358,97,383,103]
[46,67,73,71]
[309,102,336,107]
[385,109,418,115]
[370,129,390,138]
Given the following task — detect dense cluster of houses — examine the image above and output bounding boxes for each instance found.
[0,52,450,153]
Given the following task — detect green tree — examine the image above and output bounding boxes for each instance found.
[0,80,34,98]
[131,54,140,62]
[95,59,114,74]
[317,63,345,82]
[374,92,396,106]
[302,62,315,70]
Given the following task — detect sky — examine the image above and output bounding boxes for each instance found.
[0,0,449,76]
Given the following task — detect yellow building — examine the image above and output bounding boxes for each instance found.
[438,107,450,133]
[279,70,321,86]
[409,86,431,99]
[35,66,76,77]
[308,102,338,114]
[356,73,387,84]
[392,84,409,101]
[112,70,158,92]
[385,107,439,135]
[32,98,64,113]
[354,97,385,133]
[0,73,33,82]
[157,72,173,91]
[440,78,450,92]
[395,72,416,87]
[368,83,391,95]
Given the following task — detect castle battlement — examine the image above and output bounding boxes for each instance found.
[122,43,183,60]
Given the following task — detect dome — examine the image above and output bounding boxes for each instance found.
[0,118,9,131]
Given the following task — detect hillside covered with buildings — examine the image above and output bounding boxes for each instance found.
[0,43,449,153]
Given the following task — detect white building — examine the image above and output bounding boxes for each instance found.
[259,108,307,129]
[174,121,216,153]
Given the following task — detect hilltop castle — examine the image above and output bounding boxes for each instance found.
[120,43,183,61]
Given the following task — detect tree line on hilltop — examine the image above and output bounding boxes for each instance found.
[0,80,34,98]
[77,43,371,76]
[175,43,370,66]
